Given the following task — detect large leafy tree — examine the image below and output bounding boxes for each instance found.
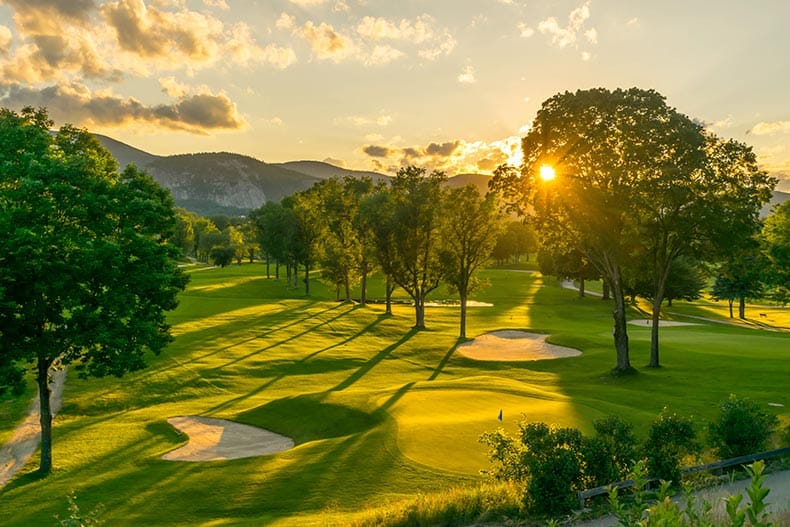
[492,88,717,373]
[762,200,790,305]
[364,166,446,328]
[0,108,187,473]
[440,185,505,338]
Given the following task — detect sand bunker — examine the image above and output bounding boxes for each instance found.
[457,330,581,361]
[162,416,294,462]
[628,319,698,327]
[423,300,494,307]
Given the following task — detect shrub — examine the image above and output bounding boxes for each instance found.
[583,415,637,486]
[643,408,699,484]
[708,394,779,459]
[480,421,586,516]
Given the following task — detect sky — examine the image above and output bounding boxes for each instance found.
[0,0,788,190]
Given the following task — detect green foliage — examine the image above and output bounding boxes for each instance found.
[481,420,586,515]
[708,394,779,459]
[607,461,780,527]
[583,416,637,486]
[643,409,699,484]
[210,246,235,268]
[53,491,104,527]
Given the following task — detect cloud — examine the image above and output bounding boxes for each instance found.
[3,0,96,33]
[0,81,246,134]
[203,0,229,9]
[276,12,296,30]
[289,0,329,6]
[537,0,596,54]
[340,113,393,127]
[0,26,13,56]
[518,23,535,38]
[748,120,790,136]
[457,65,476,84]
[356,15,456,61]
[295,21,355,62]
[100,0,295,70]
[363,145,393,157]
[359,133,526,175]
[323,156,347,167]
[159,76,189,97]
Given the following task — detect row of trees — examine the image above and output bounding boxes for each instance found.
[248,167,506,337]
[491,87,777,373]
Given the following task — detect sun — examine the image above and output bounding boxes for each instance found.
[539,165,556,181]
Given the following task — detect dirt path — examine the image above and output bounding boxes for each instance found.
[0,368,66,488]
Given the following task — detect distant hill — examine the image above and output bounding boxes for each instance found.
[763,190,789,217]
[143,153,320,216]
[275,160,390,184]
[94,133,161,169]
[445,173,492,195]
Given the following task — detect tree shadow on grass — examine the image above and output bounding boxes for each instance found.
[427,337,466,381]
[330,328,417,392]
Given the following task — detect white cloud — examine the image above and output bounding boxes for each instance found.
[749,121,790,136]
[457,65,476,84]
[518,23,535,38]
[295,21,355,62]
[339,113,393,127]
[710,115,734,130]
[627,17,640,28]
[289,0,329,5]
[159,76,190,97]
[0,25,12,56]
[537,0,596,54]
[203,0,229,9]
[276,12,296,30]
[333,1,351,13]
[581,51,591,61]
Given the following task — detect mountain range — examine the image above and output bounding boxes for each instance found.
[95,134,789,218]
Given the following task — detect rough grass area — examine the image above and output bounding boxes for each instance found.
[0,264,787,526]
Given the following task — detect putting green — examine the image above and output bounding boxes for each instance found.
[386,381,577,474]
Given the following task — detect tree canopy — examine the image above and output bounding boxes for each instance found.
[0,107,188,473]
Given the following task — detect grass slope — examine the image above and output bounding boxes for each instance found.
[0,265,787,526]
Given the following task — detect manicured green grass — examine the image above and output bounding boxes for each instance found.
[0,264,787,526]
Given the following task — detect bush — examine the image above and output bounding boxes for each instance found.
[583,415,637,487]
[480,421,586,516]
[708,394,779,459]
[643,408,699,484]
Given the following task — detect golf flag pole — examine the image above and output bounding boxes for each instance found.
[497,409,503,421]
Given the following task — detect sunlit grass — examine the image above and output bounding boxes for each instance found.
[0,263,787,526]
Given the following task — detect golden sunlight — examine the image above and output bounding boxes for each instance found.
[539,164,556,181]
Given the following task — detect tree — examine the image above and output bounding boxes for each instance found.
[491,221,536,264]
[493,88,711,373]
[0,108,187,473]
[287,190,326,296]
[365,166,446,328]
[712,246,766,319]
[761,200,790,305]
[440,185,504,338]
[537,246,600,298]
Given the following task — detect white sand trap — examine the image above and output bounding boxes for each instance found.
[457,330,581,361]
[423,300,494,307]
[162,416,294,462]
[628,319,698,327]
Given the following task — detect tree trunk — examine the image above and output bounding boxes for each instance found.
[266,254,271,279]
[385,276,393,315]
[459,292,468,339]
[275,260,279,281]
[413,296,425,329]
[578,277,585,298]
[304,262,310,296]
[360,266,368,306]
[610,267,633,374]
[649,296,662,368]
[602,280,610,300]
[738,295,745,319]
[728,299,734,318]
[343,273,350,302]
[285,262,291,285]
[667,297,673,307]
[37,356,54,474]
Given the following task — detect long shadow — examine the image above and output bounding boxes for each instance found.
[428,337,466,381]
[330,329,417,392]
[205,302,355,372]
[204,316,386,414]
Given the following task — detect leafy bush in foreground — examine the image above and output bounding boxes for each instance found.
[709,394,779,459]
[643,409,699,484]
